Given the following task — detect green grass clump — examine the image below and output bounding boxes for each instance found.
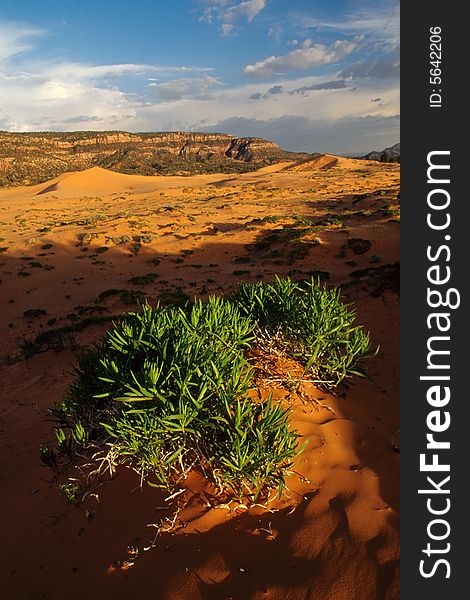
[232,277,374,385]
[262,215,283,223]
[48,277,374,501]
[128,273,159,286]
[52,298,298,499]
[316,215,344,228]
[58,481,81,505]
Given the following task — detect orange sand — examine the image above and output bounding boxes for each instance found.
[0,156,400,599]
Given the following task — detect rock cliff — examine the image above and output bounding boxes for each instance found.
[363,143,400,163]
[0,131,308,187]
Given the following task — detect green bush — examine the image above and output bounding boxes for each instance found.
[232,277,374,385]
[49,277,374,500]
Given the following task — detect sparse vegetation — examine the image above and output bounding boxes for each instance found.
[0,131,310,187]
[233,277,374,385]
[97,288,146,305]
[348,238,372,255]
[57,481,81,505]
[46,278,374,502]
[128,273,159,286]
[23,308,47,319]
[106,235,131,245]
[20,315,115,357]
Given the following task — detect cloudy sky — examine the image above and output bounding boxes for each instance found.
[0,0,399,154]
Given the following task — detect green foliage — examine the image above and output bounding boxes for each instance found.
[316,215,344,228]
[48,278,374,500]
[39,445,58,471]
[58,481,81,505]
[261,215,284,223]
[232,276,375,386]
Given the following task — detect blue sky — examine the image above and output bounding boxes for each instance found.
[0,0,399,154]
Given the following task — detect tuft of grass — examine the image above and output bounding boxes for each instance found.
[316,215,344,228]
[45,278,374,502]
[348,238,372,255]
[232,276,375,386]
[262,215,283,223]
[128,273,159,286]
[234,256,251,264]
[58,481,81,505]
[39,445,57,471]
[21,315,115,358]
[106,235,131,245]
[51,298,299,499]
[158,288,190,306]
[134,234,156,244]
[147,258,161,266]
[24,308,47,319]
[97,288,121,301]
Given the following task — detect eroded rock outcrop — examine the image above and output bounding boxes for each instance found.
[0,131,308,186]
[363,143,400,163]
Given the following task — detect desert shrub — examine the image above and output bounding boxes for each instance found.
[48,278,374,500]
[128,273,159,285]
[232,276,374,386]
[52,298,298,499]
[348,238,372,255]
[24,308,47,319]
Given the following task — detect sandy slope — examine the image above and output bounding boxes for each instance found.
[0,156,400,599]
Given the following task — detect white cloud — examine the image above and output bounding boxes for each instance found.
[339,53,400,80]
[0,21,44,61]
[203,114,399,155]
[222,0,267,23]
[0,20,216,131]
[299,3,400,52]
[244,40,356,77]
[148,76,221,101]
[135,72,399,136]
[200,0,268,35]
[267,24,283,41]
[42,62,204,81]
[221,23,234,36]
[0,17,399,154]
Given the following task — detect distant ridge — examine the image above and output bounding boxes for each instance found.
[363,143,400,163]
[0,131,311,187]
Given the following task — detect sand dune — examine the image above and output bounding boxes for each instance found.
[0,159,400,599]
[31,166,228,199]
[284,154,370,172]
